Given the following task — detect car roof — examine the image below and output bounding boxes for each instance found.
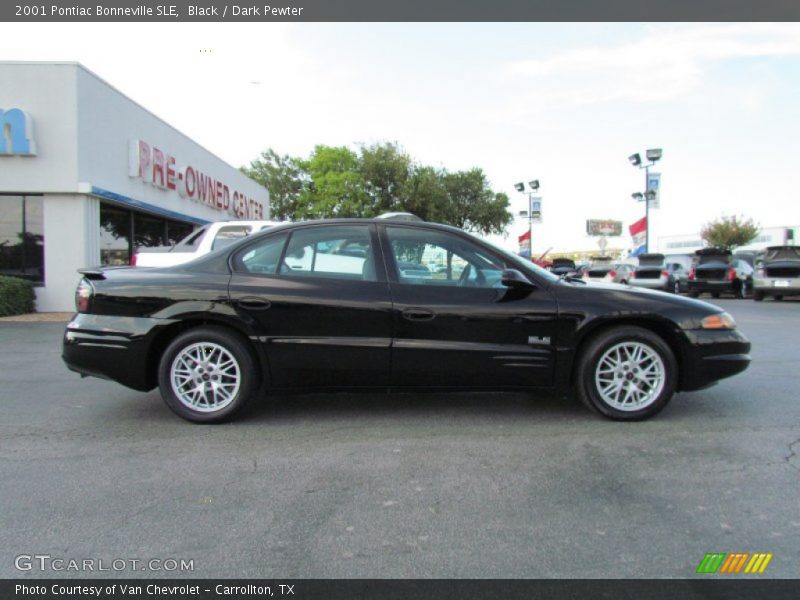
[258,218,466,235]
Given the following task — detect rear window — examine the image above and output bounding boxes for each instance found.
[212,226,252,251]
[765,247,800,261]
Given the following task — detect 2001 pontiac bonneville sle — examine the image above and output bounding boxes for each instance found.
[63,219,751,422]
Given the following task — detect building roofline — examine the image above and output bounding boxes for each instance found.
[0,61,265,191]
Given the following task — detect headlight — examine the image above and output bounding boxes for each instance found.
[701,312,736,330]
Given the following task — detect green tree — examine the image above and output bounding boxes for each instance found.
[299,145,371,218]
[700,215,760,251]
[441,168,512,235]
[241,149,307,220]
[242,142,512,234]
[359,142,411,213]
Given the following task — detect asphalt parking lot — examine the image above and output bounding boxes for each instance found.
[1,298,798,579]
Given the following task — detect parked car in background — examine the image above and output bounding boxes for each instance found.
[63,219,750,423]
[133,220,282,267]
[629,253,688,294]
[753,246,800,301]
[550,258,577,277]
[582,257,635,285]
[687,248,753,299]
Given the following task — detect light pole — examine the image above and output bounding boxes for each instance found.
[514,179,540,260]
[628,149,662,253]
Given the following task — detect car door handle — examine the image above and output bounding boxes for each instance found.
[236,297,272,310]
[402,307,436,322]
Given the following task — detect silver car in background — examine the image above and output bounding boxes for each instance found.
[629,253,689,294]
[582,256,636,285]
[753,246,800,301]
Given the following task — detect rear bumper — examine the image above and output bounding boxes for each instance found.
[679,328,751,391]
[62,314,174,391]
[687,280,736,294]
[753,277,800,296]
[629,278,668,290]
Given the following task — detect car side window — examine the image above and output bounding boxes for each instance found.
[233,232,289,275]
[385,226,505,288]
[279,225,377,282]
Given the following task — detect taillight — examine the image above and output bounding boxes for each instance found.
[661,270,669,277]
[607,270,617,279]
[728,267,736,281]
[75,279,93,313]
[130,252,138,266]
[688,268,696,280]
[631,271,637,278]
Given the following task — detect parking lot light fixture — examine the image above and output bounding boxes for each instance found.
[646,148,663,162]
[514,179,540,260]
[629,148,664,253]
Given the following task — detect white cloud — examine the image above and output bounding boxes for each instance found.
[502,24,800,110]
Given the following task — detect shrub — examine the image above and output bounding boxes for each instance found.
[0,276,36,317]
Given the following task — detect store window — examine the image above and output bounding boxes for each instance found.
[99,202,197,266]
[0,195,44,283]
[100,204,133,266]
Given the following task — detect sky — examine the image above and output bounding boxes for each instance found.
[3,22,799,254]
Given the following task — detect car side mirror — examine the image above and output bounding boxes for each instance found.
[501,268,535,289]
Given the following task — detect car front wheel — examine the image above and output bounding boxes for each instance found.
[576,326,677,421]
[158,326,259,423]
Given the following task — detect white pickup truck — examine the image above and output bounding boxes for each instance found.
[133,220,282,267]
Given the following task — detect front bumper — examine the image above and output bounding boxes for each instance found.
[679,328,751,391]
[62,313,175,391]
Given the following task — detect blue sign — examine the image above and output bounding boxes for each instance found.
[0,108,37,156]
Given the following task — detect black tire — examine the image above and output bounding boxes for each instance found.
[775,295,784,301]
[689,291,699,298]
[753,290,764,302]
[575,326,678,421]
[711,292,721,298]
[619,280,628,285]
[158,326,260,423]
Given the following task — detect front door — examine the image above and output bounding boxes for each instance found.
[228,224,392,387]
[380,224,559,388]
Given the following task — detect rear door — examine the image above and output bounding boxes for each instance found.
[228,224,392,387]
[380,224,559,388]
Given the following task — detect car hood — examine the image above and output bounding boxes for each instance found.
[563,279,724,316]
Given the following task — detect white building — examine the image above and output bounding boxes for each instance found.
[658,226,797,255]
[0,62,269,311]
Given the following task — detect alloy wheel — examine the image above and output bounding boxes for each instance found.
[170,342,241,413]
[594,341,666,411]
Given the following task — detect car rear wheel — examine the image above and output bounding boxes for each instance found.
[575,326,677,421]
[688,291,699,298]
[774,295,784,301]
[753,290,764,302]
[158,326,259,423]
[711,292,721,298]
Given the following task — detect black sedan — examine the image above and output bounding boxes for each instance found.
[63,219,751,423]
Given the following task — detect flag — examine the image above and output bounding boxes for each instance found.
[518,229,531,258]
[629,217,647,256]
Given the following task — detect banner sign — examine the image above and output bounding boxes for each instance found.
[530,197,542,223]
[586,219,622,236]
[518,229,531,258]
[629,217,647,256]
[646,172,661,209]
